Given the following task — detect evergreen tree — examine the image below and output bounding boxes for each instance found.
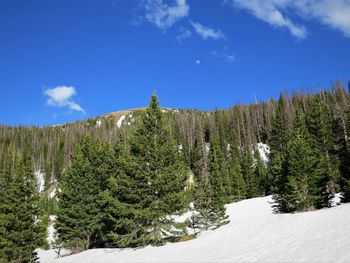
[100,135,139,248]
[128,94,189,246]
[0,154,42,262]
[55,136,107,252]
[228,130,246,201]
[191,129,230,231]
[269,95,290,206]
[282,111,320,212]
[253,149,268,196]
[191,119,209,184]
[229,151,247,201]
[340,104,350,202]
[307,94,340,207]
[208,132,231,203]
[241,146,258,198]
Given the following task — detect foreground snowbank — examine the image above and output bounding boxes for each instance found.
[39,196,350,262]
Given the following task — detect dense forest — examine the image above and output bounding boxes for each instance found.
[1,80,350,261]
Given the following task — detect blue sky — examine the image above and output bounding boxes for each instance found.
[1,0,349,126]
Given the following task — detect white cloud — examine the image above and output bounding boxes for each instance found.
[231,0,307,39]
[231,0,350,39]
[293,0,350,38]
[142,0,190,29]
[191,21,225,40]
[195,59,201,64]
[176,27,192,42]
[211,48,236,63]
[45,86,85,114]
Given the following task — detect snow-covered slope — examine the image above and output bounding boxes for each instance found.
[38,196,350,263]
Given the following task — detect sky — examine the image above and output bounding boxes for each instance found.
[1,0,349,126]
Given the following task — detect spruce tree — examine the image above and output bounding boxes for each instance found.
[100,135,139,248]
[128,94,189,246]
[282,111,320,212]
[55,136,107,252]
[269,95,290,207]
[196,132,230,229]
[253,149,268,196]
[340,104,350,202]
[208,132,231,203]
[229,151,246,201]
[307,94,340,207]
[228,130,246,201]
[0,154,42,262]
[241,146,258,198]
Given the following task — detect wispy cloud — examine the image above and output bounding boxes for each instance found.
[211,48,236,63]
[195,59,201,64]
[190,21,225,40]
[293,0,350,38]
[231,0,307,39]
[141,0,190,29]
[176,27,192,42]
[45,86,85,114]
[230,0,350,39]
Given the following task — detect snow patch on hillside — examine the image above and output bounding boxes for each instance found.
[38,196,350,263]
[35,170,45,192]
[116,115,126,128]
[205,142,210,153]
[256,142,270,166]
[49,188,57,199]
[96,119,102,128]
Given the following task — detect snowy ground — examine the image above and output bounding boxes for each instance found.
[39,196,350,263]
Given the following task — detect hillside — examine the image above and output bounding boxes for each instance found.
[38,195,350,263]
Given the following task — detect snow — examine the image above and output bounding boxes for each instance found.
[35,169,45,192]
[330,193,343,207]
[49,188,57,199]
[96,119,102,128]
[205,142,210,153]
[38,196,350,262]
[47,224,56,245]
[47,215,57,247]
[256,142,270,166]
[116,115,126,128]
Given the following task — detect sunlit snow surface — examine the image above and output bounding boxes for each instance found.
[256,142,270,166]
[116,115,126,128]
[35,170,45,192]
[39,195,350,262]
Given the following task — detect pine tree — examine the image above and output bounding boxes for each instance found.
[55,136,107,252]
[128,94,189,246]
[269,95,290,207]
[241,146,258,198]
[208,132,231,203]
[228,130,246,201]
[0,153,42,262]
[307,94,340,207]
[229,151,247,201]
[253,149,268,196]
[195,133,229,230]
[340,104,350,202]
[100,135,139,248]
[282,111,320,212]
[191,119,209,185]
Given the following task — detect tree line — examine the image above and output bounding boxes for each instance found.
[1,81,350,261]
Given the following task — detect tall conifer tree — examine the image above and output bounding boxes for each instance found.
[0,154,42,262]
[128,94,188,246]
[56,136,107,252]
[307,94,340,207]
[282,111,320,212]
